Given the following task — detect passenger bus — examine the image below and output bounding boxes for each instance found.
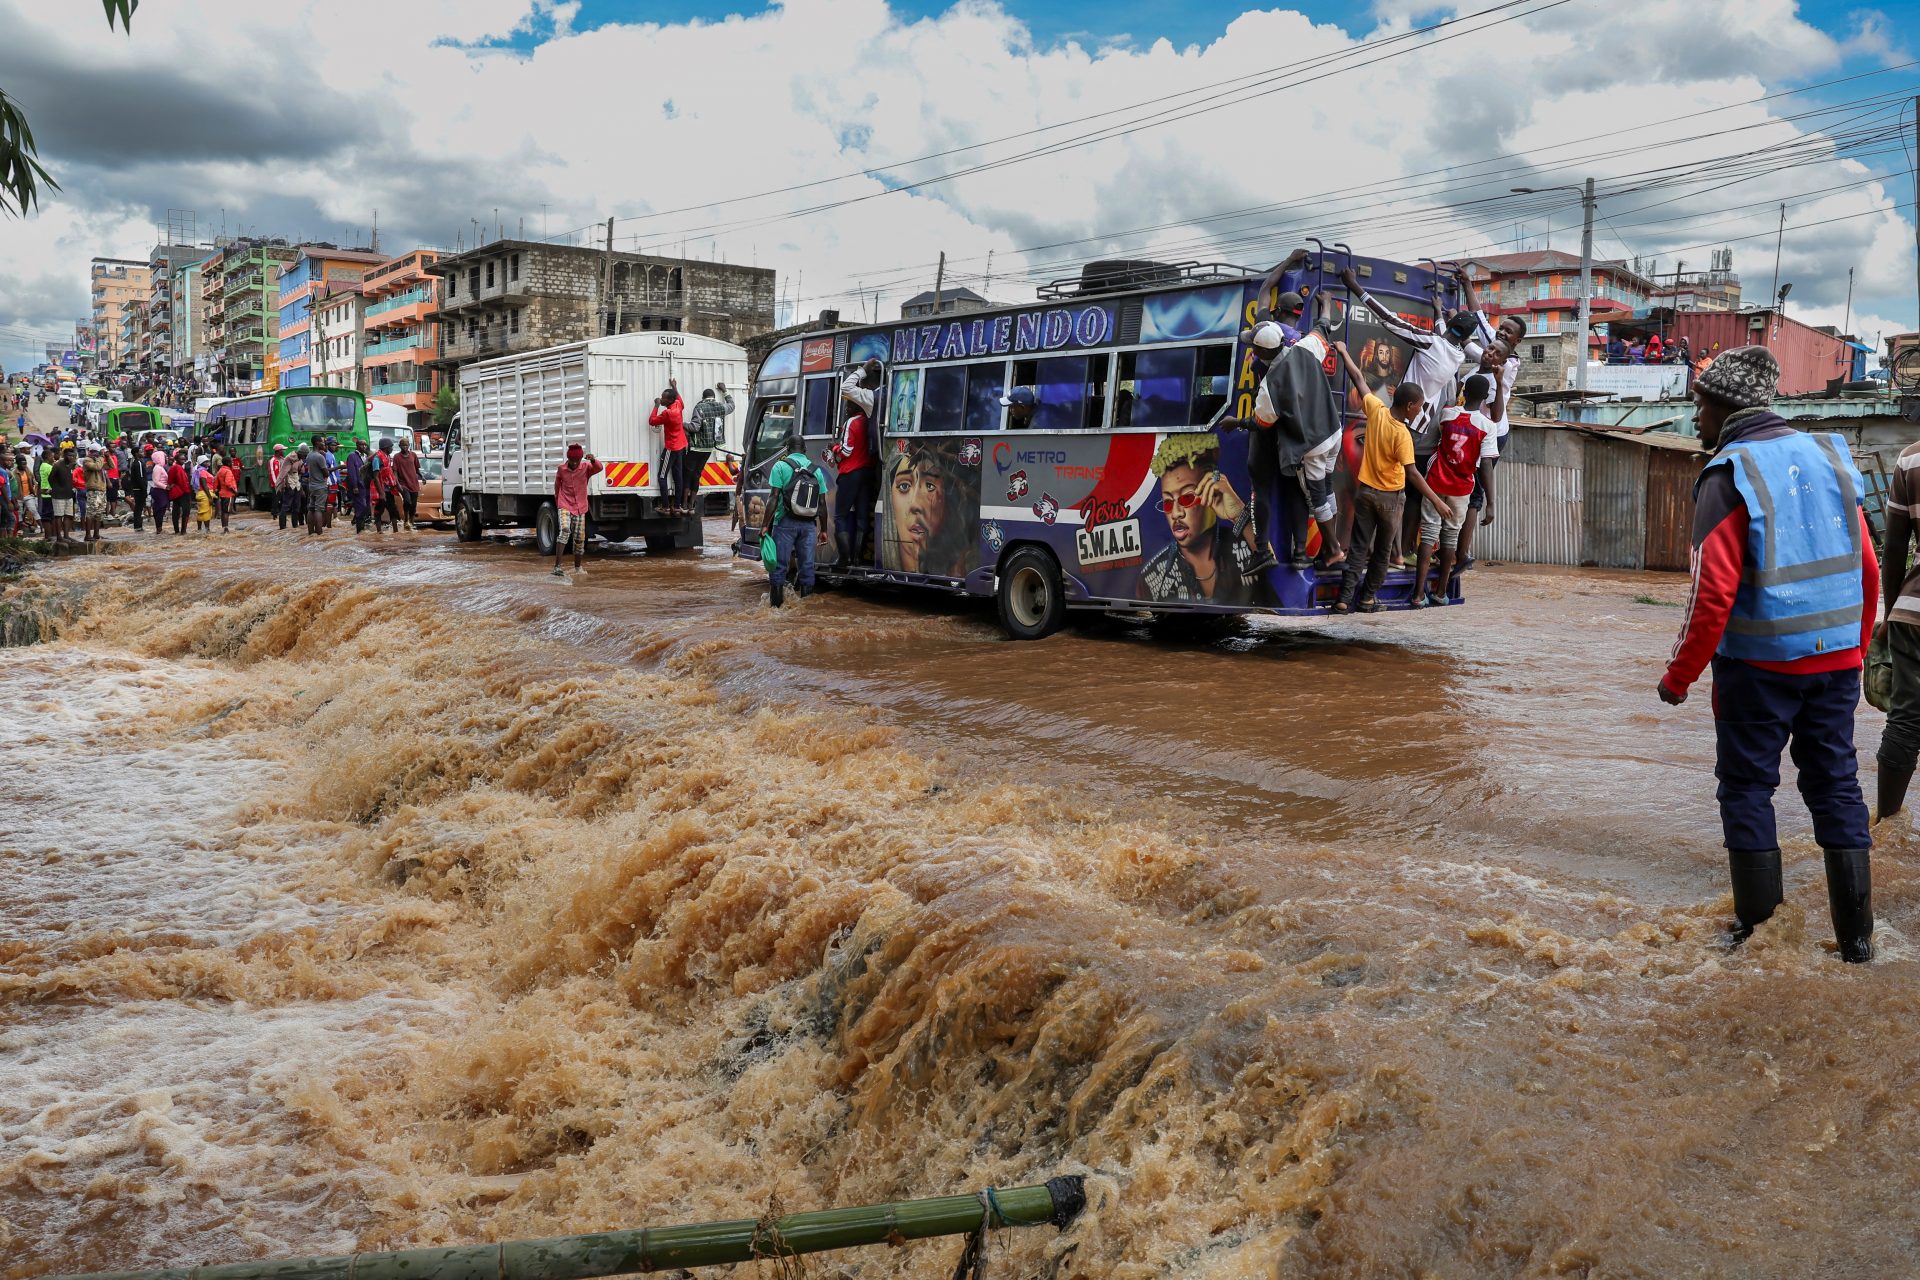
[732,253,1458,638]
[204,387,370,507]
[100,404,169,442]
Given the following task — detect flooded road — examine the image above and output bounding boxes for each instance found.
[5,513,1918,1278]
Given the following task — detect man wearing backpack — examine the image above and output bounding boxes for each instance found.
[764,432,827,607]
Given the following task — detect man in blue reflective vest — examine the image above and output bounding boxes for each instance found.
[1658,346,1879,961]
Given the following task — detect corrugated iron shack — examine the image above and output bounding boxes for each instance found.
[1482,420,1704,571]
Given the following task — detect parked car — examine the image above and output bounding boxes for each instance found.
[418,454,447,526]
[56,394,71,406]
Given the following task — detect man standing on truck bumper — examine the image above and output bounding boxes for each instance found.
[1657,346,1878,962]
[651,385,689,517]
[552,442,602,579]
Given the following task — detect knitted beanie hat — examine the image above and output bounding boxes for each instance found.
[1694,344,1779,408]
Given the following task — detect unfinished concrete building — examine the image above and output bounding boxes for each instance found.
[426,240,775,380]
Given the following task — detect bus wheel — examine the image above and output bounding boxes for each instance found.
[534,501,559,557]
[997,546,1065,640]
[454,499,481,543]
[644,532,680,552]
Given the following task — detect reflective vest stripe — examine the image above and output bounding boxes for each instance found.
[1725,604,1862,636]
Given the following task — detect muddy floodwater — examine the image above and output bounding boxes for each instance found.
[5,515,1920,1279]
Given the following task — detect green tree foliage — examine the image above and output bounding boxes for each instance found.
[431,384,459,427]
[2,2,138,217]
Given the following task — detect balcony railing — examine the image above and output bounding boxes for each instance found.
[367,287,432,317]
[364,333,426,357]
[369,379,422,396]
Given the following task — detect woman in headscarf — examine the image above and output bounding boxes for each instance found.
[147,448,170,537]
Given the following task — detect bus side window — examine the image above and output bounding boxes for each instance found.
[800,377,835,437]
[1116,348,1197,429]
[964,363,1004,435]
[1011,353,1109,431]
[920,366,965,433]
[1193,346,1232,423]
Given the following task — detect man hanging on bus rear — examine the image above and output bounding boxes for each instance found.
[831,359,882,567]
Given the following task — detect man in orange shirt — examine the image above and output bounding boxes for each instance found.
[1329,340,1445,614]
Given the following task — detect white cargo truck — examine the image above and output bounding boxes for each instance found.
[445,331,748,552]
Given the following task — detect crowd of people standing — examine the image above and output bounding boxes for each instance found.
[1,429,428,547]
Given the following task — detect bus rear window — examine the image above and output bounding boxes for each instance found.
[286,394,359,429]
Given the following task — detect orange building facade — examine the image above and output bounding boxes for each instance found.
[361,249,440,415]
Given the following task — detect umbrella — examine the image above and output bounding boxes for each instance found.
[21,433,52,446]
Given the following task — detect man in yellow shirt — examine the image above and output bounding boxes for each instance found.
[1330,340,1445,613]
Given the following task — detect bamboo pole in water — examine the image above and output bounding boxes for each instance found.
[51,1177,1087,1280]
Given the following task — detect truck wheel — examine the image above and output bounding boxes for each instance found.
[997,546,1065,640]
[644,532,679,552]
[535,500,559,557]
[454,498,481,543]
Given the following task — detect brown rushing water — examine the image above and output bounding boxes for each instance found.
[3,510,1918,1279]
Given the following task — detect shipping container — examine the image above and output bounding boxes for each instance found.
[1671,310,1852,396]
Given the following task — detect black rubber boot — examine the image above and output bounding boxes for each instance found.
[1823,847,1874,963]
[769,579,785,608]
[1728,847,1783,942]
[835,533,853,569]
[1877,760,1915,825]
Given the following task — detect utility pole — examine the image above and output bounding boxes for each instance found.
[601,216,616,336]
[1912,96,1919,330]
[932,251,946,318]
[1770,202,1785,308]
[1575,177,1595,394]
[1844,266,1855,335]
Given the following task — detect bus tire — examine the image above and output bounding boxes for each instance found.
[997,546,1065,641]
[454,497,482,543]
[644,532,680,552]
[534,500,559,557]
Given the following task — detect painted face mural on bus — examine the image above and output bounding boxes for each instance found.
[880,440,979,577]
[1137,433,1272,607]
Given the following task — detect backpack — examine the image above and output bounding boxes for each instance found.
[782,458,823,520]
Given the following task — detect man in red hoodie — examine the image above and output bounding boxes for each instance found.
[1658,345,1877,961]
[650,384,689,517]
[829,358,882,566]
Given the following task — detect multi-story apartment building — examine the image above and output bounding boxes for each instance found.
[310,282,367,393]
[169,254,218,381]
[211,238,298,392]
[141,243,215,381]
[91,257,152,372]
[275,245,385,389]
[425,240,774,380]
[1461,250,1658,356]
[359,248,440,414]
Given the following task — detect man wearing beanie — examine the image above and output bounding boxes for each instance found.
[1658,345,1878,962]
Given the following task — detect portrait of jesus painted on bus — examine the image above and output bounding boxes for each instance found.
[879,440,979,578]
[1137,433,1273,606]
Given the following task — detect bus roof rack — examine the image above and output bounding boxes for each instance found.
[1036,259,1261,300]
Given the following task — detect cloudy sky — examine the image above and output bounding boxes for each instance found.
[1,0,1915,375]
